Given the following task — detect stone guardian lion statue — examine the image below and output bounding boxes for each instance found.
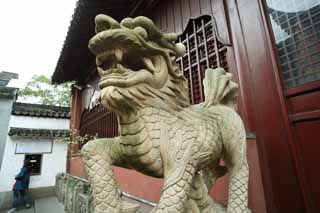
[82,14,249,213]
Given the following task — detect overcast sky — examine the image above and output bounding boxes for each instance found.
[2,0,318,89]
[0,1,76,88]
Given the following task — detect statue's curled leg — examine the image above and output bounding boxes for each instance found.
[82,138,134,213]
[225,137,249,213]
[227,160,249,212]
[189,172,215,213]
[152,161,196,213]
[188,169,227,213]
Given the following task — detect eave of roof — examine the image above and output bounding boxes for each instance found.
[52,0,159,84]
[0,87,18,99]
[0,71,18,87]
[52,0,135,84]
[8,127,70,138]
[12,102,70,118]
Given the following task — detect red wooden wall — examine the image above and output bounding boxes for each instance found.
[71,0,267,212]
[263,0,320,211]
[69,0,320,212]
[226,0,305,211]
[146,0,312,212]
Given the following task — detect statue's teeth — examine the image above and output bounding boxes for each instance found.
[115,49,123,62]
[117,63,124,69]
[97,67,105,75]
[142,57,156,73]
[101,50,112,60]
[96,58,102,66]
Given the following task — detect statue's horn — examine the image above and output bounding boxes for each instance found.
[120,16,162,40]
[95,14,120,33]
[163,33,178,42]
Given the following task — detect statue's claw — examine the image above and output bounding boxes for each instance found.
[120,201,140,213]
[150,207,165,213]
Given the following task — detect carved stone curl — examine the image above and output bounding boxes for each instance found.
[81,14,249,213]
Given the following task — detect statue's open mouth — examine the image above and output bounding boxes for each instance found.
[95,46,165,89]
[97,48,158,75]
[87,15,183,92]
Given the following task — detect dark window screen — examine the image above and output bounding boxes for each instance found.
[267,0,320,88]
[25,154,42,176]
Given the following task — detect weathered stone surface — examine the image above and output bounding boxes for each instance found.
[82,15,249,212]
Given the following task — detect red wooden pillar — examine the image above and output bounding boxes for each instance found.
[67,85,83,172]
[70,85,82,133]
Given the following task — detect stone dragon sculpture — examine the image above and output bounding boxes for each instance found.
[82,14,249,213]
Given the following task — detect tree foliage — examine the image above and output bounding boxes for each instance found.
[18,75,72,106]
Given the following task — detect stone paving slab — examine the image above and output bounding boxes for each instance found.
[0,206,34,213]
[1,196,154,213]
[0,197,64,213]
[34,197,64,213]
[17,208,34,213]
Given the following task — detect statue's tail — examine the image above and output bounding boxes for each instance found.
[202,68,238,110]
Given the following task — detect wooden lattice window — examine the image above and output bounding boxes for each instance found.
[79,105,118,138]
[267,0,320,88]
[176,15,230,104]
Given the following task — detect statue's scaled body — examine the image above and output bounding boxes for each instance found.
[82,14,249,213]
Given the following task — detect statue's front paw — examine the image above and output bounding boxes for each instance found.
[214,202,229,213]
[120,201,140,213]
[150,207,166,213]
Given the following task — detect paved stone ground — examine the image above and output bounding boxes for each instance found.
[0,197,64,213]
[0,196,153,213]
[34,197,64,213]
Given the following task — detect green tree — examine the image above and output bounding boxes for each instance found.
[18,75,72,106]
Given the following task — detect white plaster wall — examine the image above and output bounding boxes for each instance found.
[0,138,67,192]
[0,136,25,191]
[29,141,67,189]
[0,99,15,169]
[9,115,69,130]
[0,115,69,192]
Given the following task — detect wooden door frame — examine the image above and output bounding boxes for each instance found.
[258,0,314,211]
[258,0,320,211]
[226,0,307,211]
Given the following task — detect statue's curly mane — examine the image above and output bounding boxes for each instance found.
[89,15,237,114]
[117,16,191,111]
[84,15,248,213]
[110,70,190,112]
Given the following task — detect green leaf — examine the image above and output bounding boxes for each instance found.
[18,74,72,106]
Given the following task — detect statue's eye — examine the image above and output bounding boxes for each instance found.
[134,26,148,40]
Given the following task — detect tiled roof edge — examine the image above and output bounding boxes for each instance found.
[8,127,70,138]
[12,102,71,118]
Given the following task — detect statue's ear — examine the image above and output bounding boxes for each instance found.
[95,14,120,33]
